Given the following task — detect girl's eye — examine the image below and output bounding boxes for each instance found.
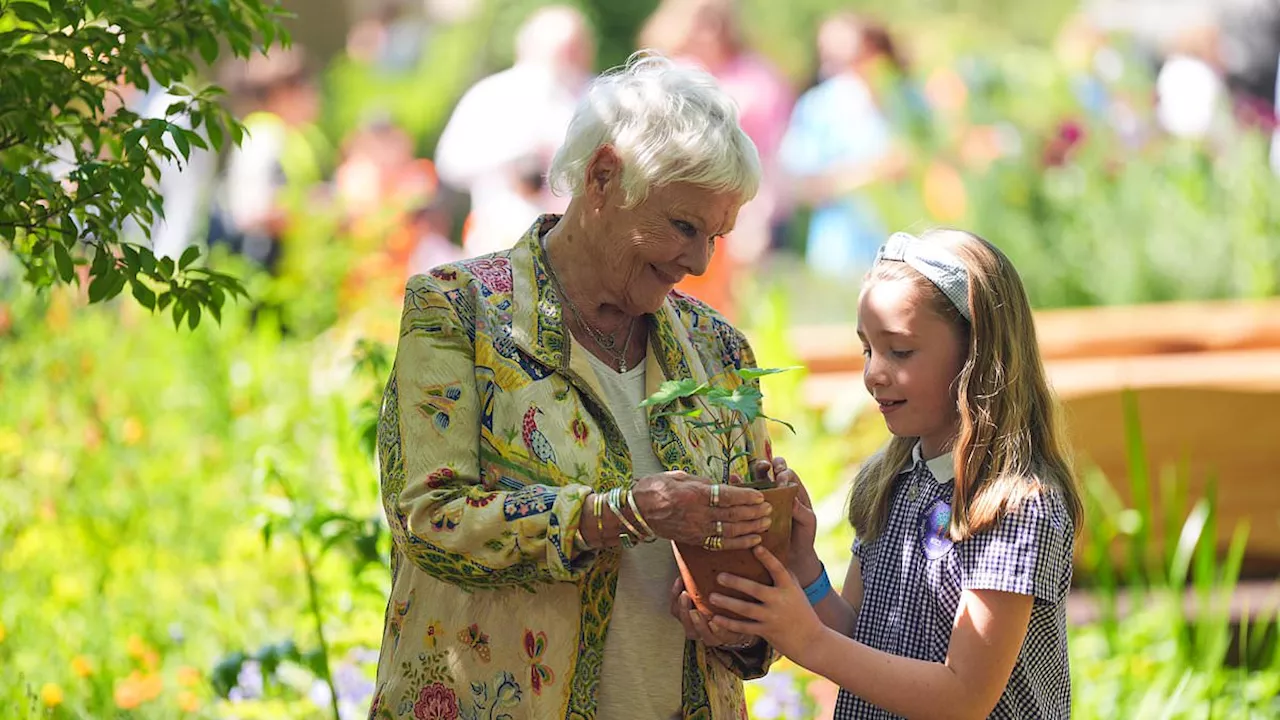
[891,350,914,359]
[672,220,698,238]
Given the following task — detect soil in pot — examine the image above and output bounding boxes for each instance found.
[673,482,799,621]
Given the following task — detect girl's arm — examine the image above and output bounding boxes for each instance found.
[801,587,1032,720]
[713,541,1045,720]
[792,556,863,638]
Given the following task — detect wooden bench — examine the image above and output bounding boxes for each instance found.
[791,298,1280,577]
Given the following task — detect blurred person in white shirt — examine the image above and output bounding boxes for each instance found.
[433,5,595,257]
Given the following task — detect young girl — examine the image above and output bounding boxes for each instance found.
[707,229,1084,718]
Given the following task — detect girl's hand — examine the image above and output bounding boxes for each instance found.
[668,576,759,650]
[770,457,824,584]
[707,546,827,664]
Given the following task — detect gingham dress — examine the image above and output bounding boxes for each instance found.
[834,445,1074,719]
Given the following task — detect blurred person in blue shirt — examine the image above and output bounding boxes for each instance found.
[779,13,923,276]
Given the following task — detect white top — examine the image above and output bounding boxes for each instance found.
[433,62,581,256]
[584,348,684,720]
[912,442,956,483]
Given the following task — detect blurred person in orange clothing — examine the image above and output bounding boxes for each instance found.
[639,0,795,320]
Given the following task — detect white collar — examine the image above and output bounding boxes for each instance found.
[912,442,956,484]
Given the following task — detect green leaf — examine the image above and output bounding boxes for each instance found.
[171,127,190,159]
[206,118,225,152]
[179,244,200,270]
[187,302,201,330]
[639,378,709,408]
[705,384,764,423]
[87,271,111,303]
[13,174,30,202]
[156,292,173,311]
[761,413,797,435]
[736,366,802,381]
[158,255,174,279]
[130,279,156,310]
[52,242,75,283]
[10,1,54,24]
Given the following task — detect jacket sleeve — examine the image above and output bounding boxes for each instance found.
[378,274,594,593]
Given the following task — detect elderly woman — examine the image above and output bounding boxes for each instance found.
[371,54,778,719]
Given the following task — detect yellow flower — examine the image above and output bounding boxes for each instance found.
[40,683,64,708]
[425,619,444,649]
[178,690,200,713]
[72,655,95,678]
[0,620,6,644]
[126,634,149,660]
[176,666,201,688]
[121,416,144,446]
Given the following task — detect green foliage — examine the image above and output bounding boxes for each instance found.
[641,367,798,482]
[0,0,290,328]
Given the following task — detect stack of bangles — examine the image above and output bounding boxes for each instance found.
[592,487,657,549]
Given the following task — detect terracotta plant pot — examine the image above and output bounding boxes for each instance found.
[673,482,800,621]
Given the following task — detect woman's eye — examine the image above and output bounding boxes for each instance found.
[672,220,698,238]
[860,346,872,357]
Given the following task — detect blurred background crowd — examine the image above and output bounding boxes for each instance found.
[114,0,1280,330]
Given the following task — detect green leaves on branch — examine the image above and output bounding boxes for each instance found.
[0,0,292,328]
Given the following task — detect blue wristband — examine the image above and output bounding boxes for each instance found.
[802,566,832,606]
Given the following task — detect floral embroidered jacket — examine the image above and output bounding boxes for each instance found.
[371,216,775,720]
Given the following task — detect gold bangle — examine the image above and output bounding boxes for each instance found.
[607,488,645,547]
[625,489,657,542]
[594,491,605,543]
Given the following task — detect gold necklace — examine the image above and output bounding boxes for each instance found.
[541,237,638,372]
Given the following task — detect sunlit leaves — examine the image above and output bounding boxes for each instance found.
[0,0,292,328]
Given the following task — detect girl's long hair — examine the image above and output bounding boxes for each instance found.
[848,229,1083,542]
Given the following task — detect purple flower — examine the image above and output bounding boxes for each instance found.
[228,660,264,702]
[750,671,806,720]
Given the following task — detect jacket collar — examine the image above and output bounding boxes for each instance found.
[509,215,710,393]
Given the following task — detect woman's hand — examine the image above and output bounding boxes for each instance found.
[632,471,770,549]
[707,546,827,664]
[669,576,758,650]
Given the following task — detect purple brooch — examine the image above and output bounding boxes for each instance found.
[920,499,953,559]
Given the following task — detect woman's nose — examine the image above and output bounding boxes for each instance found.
[678,237,714,277]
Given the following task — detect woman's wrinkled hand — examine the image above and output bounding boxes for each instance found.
[669,576,758,650]
[631,471,770,549]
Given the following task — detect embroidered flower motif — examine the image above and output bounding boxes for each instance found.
[523,629,555,695]
[430,268,457,281]
[391,589,414,648]
[570,415,590,446]
[413,682,459,720]
[465,491,497,508]
[424,620,444,649]
[424,468,456,489]
[458,624,491,663]
[418,384,462,433]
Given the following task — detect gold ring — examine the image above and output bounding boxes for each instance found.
[702,535,723,551]
[709,483,720,508]
[715,520,723,536]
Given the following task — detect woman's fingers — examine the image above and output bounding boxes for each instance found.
[714,484,765,507]
[712,502,772,524]
[750,459,773,484]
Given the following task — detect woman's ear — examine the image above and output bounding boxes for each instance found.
[583,145,621,209]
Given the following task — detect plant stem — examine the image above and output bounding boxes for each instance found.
[297,533,341,720]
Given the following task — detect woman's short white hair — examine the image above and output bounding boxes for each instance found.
[548,51,761,207]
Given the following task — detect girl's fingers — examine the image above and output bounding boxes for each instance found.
[753,546,794,587]
[708,592,764,619]
[709,615,757,636]
[715,571,770,599]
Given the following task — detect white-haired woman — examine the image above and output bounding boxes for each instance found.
[371,54,781,719]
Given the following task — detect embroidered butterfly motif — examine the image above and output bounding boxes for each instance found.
[458,623,491,663]
[418,383,462,433]
[390,589,414,648]
[523,629,555,695]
